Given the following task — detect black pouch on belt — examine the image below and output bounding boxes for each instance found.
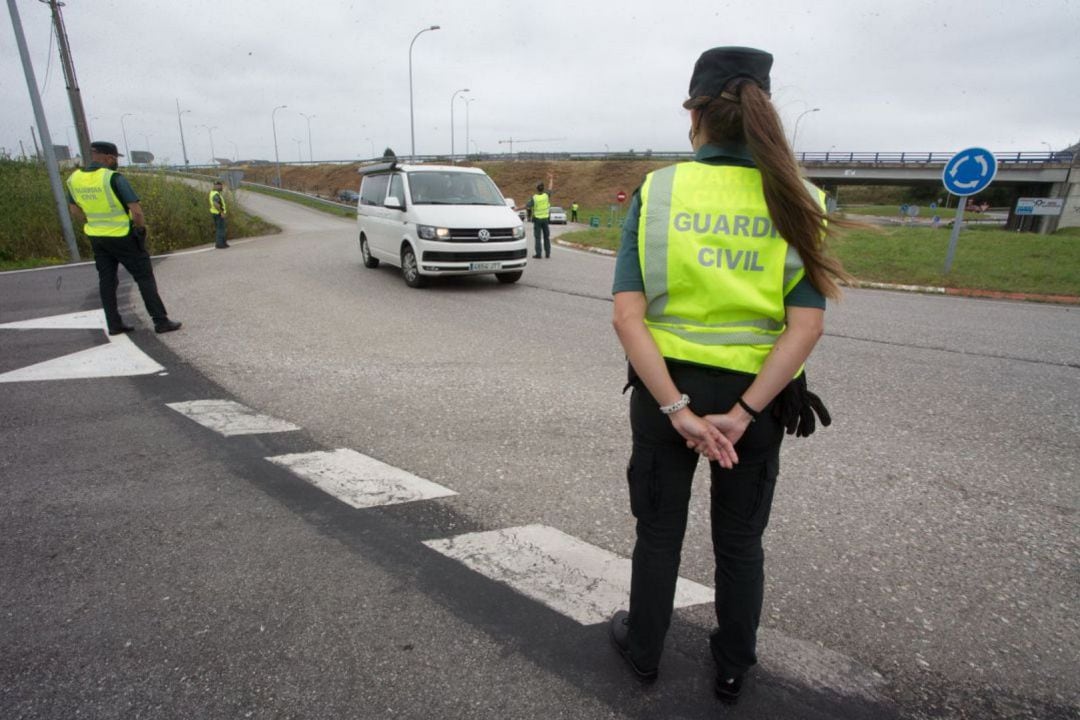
[772,372,832,437]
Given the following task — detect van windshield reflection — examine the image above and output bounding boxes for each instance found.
[408,172,505,206]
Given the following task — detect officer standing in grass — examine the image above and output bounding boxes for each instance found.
[209,180,229,248]
[526,182,551,258]
[608,47,845,705]
[66,141,182,335]
[571,200,579,223]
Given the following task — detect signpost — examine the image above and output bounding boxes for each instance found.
[942,147,997,273]
[1015,197,1064,216]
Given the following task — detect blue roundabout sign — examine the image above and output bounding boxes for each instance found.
[942,147,997,196]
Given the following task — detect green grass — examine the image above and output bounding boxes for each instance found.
[842,204,996,222]
[242,184,356,218]
[561,224,1080,297]
[0,159,279,270]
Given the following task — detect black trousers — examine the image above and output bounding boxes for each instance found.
[625,362,783,678]
[533,218,550,256]
[91,233,169,330]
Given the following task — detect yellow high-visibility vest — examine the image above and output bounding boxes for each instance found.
[66,168,131,237]
[209,189,227,215]
[638,162,820,374]
[532,192,550,220]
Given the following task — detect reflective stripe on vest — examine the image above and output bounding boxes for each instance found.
[638,162,815,375]
[532,193,550,219]
[66,168,130,237]
[209,190,227,215]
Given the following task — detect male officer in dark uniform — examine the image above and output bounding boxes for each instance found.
[66,141,182,334]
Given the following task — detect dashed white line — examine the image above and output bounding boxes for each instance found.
[424,524,713,625]
[166,399,301,436]
[266,448,457,509]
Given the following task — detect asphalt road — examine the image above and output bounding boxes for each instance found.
[1,190,1077,720]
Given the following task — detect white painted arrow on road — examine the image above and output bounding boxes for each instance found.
[0,310,164,382]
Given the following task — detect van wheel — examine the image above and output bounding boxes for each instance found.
[401,245,427,288]
[495,271,523,284]
[360,236,379,268]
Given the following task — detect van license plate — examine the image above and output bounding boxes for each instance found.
[469,262,501,271]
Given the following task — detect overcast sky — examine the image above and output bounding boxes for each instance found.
[3,0,1078,165]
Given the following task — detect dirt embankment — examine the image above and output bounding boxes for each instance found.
[238,160,672,209]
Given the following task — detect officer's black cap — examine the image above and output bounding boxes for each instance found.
[90,141,123,157]
[687,46,773,100]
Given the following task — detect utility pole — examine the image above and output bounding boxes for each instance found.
[7,0,80,261]
[43,0,92,163]
[176,99,190,166]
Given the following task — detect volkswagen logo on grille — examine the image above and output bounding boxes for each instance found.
[478,229,491,242]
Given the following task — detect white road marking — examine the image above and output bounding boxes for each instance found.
[424,524,713,626]
[166,399,301,436]
[0,309,106,330]
[266,448,457,508]
[0,311,165,382]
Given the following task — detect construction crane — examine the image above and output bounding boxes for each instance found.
[497,137,567,155]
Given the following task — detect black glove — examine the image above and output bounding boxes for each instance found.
[772,372,832,437]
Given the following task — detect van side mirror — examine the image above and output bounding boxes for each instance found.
[384,196,403,210]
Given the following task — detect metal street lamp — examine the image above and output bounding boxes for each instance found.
[363,137,374,158]
[176,99,191,166]
[293,138,303,162]
[408,24,440,161]
[271,104,287,187]
[791,107,820,152]
[228,140,239,162]
[464,97,476,161]
[300,112,316,162]
[449,87,469,161]
[120,113,133,163]
[200,125,218,164]
[141,134,151,154]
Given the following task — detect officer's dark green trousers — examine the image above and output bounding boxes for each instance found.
[625,361,783,679]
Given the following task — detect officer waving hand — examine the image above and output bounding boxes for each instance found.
[608,47,850,705]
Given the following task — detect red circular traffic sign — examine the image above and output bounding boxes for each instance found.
[616,190,627,203]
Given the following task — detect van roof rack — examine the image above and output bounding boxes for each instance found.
[358,161,397,175]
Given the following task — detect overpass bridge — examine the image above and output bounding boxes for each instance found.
[797,150,1078,233]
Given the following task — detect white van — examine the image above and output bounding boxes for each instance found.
[356,162,527,287]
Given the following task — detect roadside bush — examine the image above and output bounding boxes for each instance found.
[0,159,277,268]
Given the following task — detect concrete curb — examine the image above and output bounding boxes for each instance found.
[554,240,1080,306]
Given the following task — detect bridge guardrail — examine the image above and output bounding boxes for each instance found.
[798,151,1074,166]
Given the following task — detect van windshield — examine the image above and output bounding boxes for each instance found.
[407,171,505,206]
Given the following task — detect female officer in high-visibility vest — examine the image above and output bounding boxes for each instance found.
[608,47,849,705]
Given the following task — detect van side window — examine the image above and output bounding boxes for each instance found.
[360,174,390,206]
[388,174,405,206]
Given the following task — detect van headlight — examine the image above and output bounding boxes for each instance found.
[513,225,525,239]
[417,224,450,240]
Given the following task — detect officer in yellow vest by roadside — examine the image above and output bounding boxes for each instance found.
[209,180,229,249]
[66,141,181,335]
[609,47,848,705]
[570,201,579,223]
[525,182,551,258]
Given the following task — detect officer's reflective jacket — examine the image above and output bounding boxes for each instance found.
[66,168,131,237]
[531,192,550,220]
[209,189,227,215]
[638,162,819,375]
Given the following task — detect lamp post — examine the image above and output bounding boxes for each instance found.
[449,87,469,161]
[293,138,303,162]
[175,99,191,166]
[141,134,151,154]
[464,97,476,161]
[271,104,287,187]
[299,112,316,162]
[408,24,440,161]
[120,113,132,163]
[200,125,218,164]
[228,141,239,162]
[791,107,820,153]
[363,137,374,158]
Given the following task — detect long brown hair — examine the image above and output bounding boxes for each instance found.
[687,81,852,298]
